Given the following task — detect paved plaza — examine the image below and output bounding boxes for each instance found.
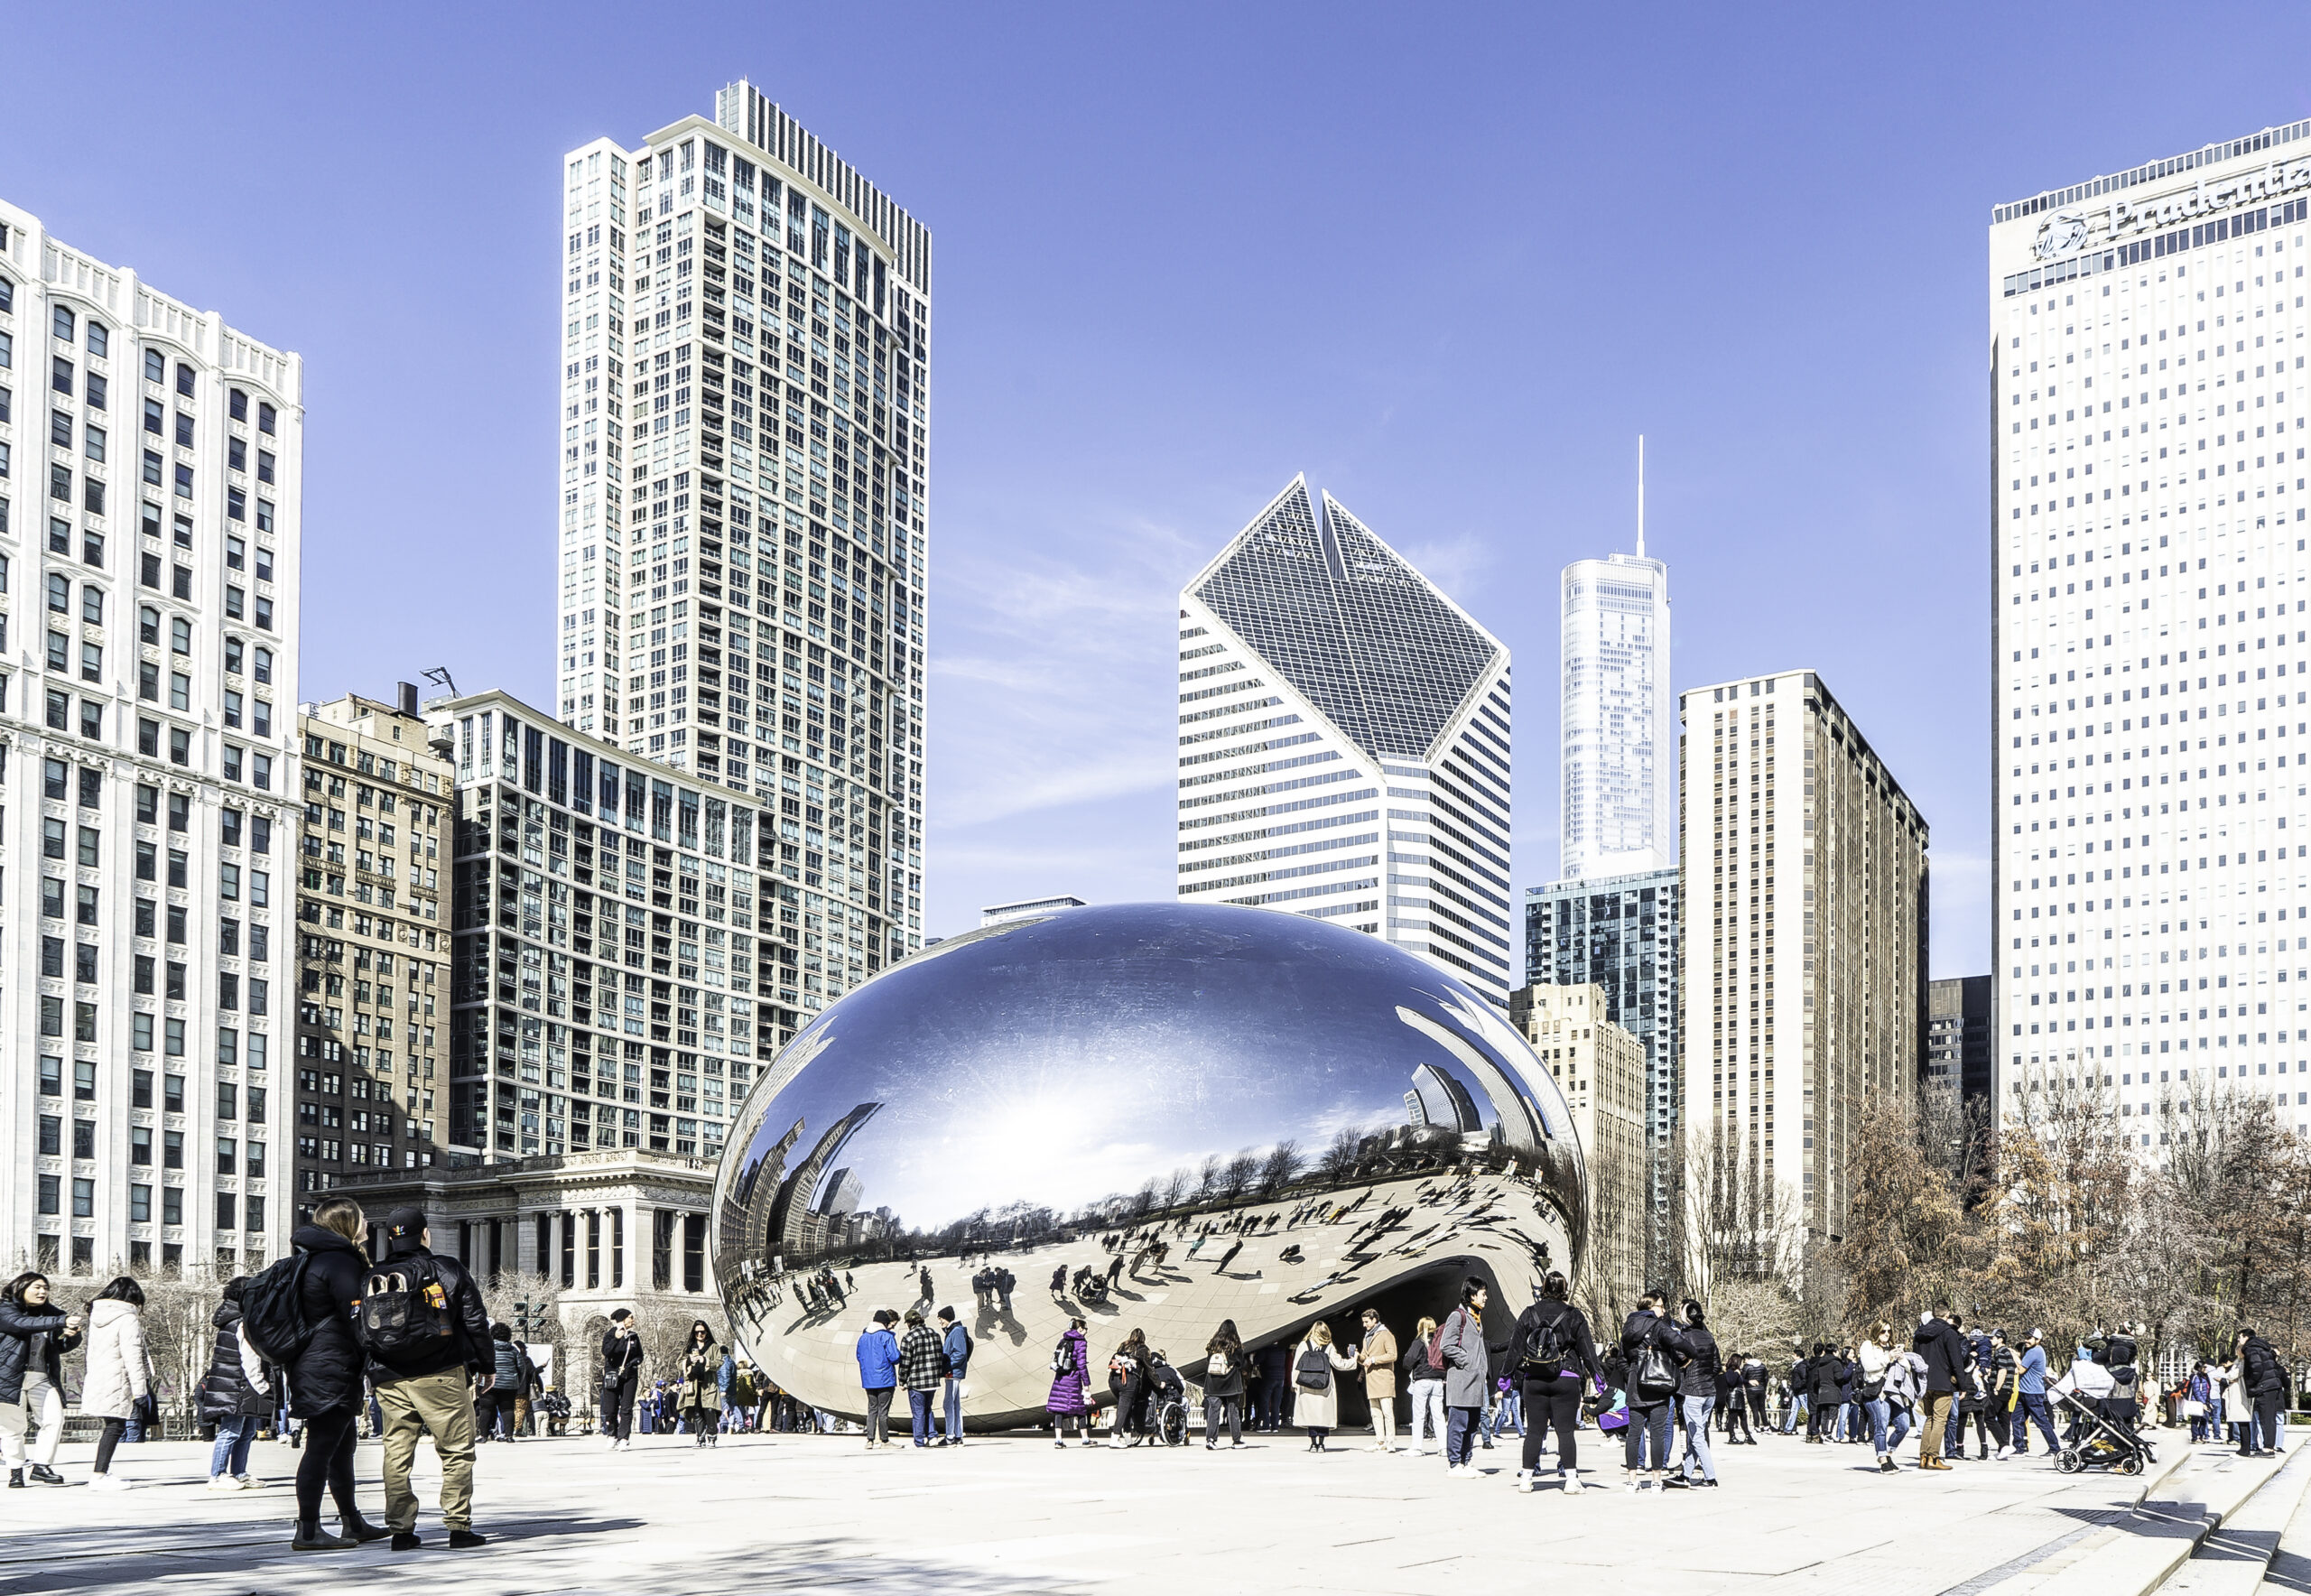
[0,1423,2298,1596]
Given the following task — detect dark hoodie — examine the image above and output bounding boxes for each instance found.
[363,1229,492,1385]
[289,1221,371,1416]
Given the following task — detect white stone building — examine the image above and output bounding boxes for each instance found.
[1990,120,2311,1137]
[0,200,301,1275]
[1175,478,1515,1005]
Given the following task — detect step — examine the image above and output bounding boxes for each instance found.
[2155,1446,2311,1596]
[2019,1444,2297,1596]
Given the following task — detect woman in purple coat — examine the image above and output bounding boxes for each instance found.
[1047,1316,1093,1447]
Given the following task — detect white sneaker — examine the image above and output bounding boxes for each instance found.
[1516,1471,1534,1492]
[89,1473,130,1491]
[208,1475,241,1492]
[1562,1471,1583,1494]
[1995,1445,2012,1460]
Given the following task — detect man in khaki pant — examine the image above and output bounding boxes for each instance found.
[1914,1304,1968,1472]
[366,1205,495,1550]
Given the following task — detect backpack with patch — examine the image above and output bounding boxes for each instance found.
[1295,1346,1333,1393]
[356,1254,454,1365]
[237,1252,314,1368]
[1517,1304,1572,1376]
[1049,1337,1075,1376]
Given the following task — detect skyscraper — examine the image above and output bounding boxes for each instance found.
[1523,868,1681,1274]
[0,199,303,1273]
[1990,121,2311,1139]
[554,79,931,997]
[1561,443,1672,880]
[1681,671,1928,1242]
[1534,442,1682,1274]
[1175,478,1514,1004]
[293,691,450,1196]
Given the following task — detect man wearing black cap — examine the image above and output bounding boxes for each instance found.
[600,1308,644,1449]
[367,1206,493,1551]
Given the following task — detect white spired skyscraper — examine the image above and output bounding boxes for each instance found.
[1559,445,1673,880]
[1991,120,2311,1137]
[553,79,932,995]
[1175,478,1515,1004]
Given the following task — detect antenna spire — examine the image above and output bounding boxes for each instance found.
[1636,434,1646,559]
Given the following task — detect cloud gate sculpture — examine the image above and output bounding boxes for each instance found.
[710,902,1586,1428]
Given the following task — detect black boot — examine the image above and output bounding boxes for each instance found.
[5,1471,19,1489]
[341,1515,393,1544]
[27,1464,62,1485]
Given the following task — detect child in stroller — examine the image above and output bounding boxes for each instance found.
[2048,1355,2153,1475]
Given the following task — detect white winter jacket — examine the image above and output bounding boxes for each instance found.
[79,1299,153,1420]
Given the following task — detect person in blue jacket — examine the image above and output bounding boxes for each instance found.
[716,1348,738,1439]
[936,1306,973,1447]
[854,1309,901,1450]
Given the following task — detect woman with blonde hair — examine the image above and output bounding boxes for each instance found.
[286,1196,388,1550]
[1403,1314,1447,1455]
[1292,1322,1359,1452]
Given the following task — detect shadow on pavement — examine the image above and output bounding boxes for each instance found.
[0,1517,1094,1595]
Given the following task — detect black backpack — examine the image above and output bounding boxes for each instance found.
[1518,1304,1572,1375]
[356,1254,455,1364]
[1295,1346,1332,1393]
[238,1253,314,1368]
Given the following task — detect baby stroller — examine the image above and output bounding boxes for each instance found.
[1149,1357,1190,1445]
[2052,1387,2153,1475]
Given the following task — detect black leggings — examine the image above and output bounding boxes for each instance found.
[93,1418,127,1474]
[295,1406,361,1526]
[1520,1375,1584,1472]
[1722,1395,1754,1442]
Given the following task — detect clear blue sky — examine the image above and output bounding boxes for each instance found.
[10,3,2310,970]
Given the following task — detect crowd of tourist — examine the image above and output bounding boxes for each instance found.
[0,1235,2296,1548]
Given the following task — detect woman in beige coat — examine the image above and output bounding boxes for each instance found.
[1291,1322,1359,1452]
[1358,1307,1400,1452]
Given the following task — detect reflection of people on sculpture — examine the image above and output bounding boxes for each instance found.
[1212,1240,1243,1276]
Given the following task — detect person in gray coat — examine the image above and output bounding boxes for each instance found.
[1439,1277,1492,1475]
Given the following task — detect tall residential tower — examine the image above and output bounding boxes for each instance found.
[0,200,303,1275]
[1175,478,1515,1004]
[554,80,931,1008]
[1681,671,1928,1242]
[1991,122,2311,1137]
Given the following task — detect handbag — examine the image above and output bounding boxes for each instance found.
[1631,1341,1677,1403]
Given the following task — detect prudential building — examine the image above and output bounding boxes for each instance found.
[1991,118,2311,1140]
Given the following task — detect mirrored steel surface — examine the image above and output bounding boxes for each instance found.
[711,902,1586,1427]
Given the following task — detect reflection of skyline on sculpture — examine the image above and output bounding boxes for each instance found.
[710,903,1588,1425]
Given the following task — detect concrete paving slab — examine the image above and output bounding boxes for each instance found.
[0,1424,2229,1596]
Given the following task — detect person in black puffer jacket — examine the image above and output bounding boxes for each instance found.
[1808,1342,1852,1443]
[286,1197,388,1550]
[2239,1327,2288,1457]
[198,1277,274,1488]
[1670,1300,1722,1488]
